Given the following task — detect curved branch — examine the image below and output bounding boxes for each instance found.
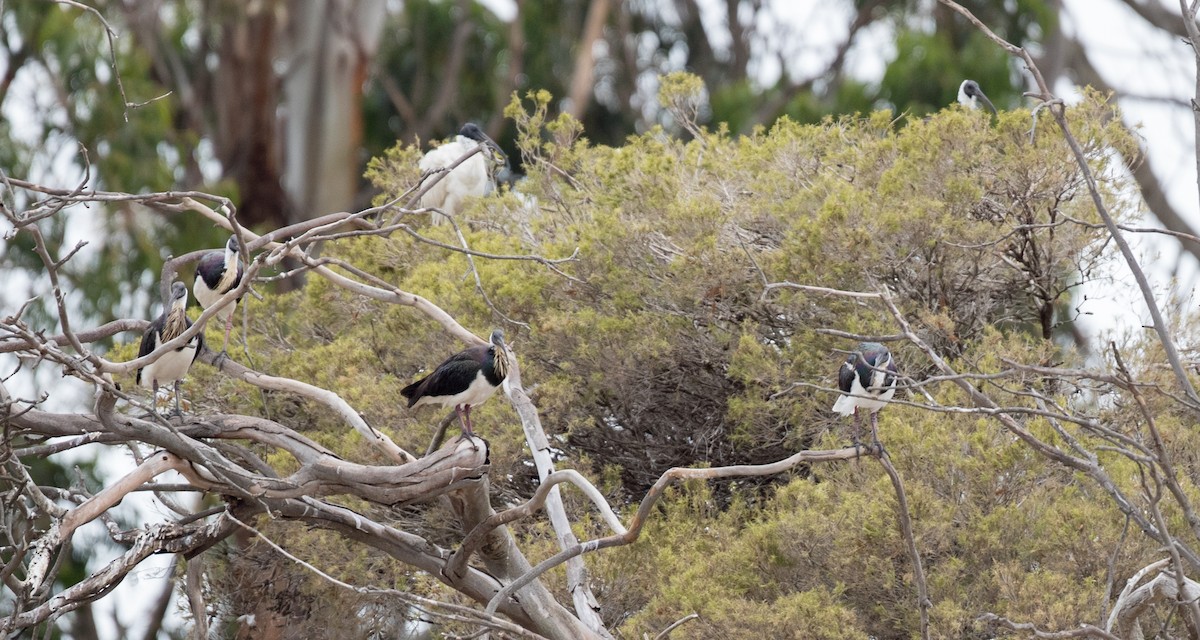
[502,357,610,635]
[446,469,626,579]
[200,346,415,463]
[485,443,873,615]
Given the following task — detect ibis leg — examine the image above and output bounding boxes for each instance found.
[173,379,183,417]
[463,405,475,436]
[870,411,884,457]
[455,405,472,436]
[151,380,161,416]
[851,410,862,453]
[221,311,234,356]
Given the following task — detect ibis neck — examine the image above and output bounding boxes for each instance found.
[164,302,188,340]
[492,346,509,380]
[217,249,240,292]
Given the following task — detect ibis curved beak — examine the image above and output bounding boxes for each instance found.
[976,91,997,116]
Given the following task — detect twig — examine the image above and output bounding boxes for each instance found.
[485,442,876,616]
[877,452,930,640]
[652,613,699,640]
[977,613,1120,639]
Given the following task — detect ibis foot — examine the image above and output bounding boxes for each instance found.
[456,432,482,452]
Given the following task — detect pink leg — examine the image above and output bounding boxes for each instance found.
[222,309,234,354]
[455,405,469,434]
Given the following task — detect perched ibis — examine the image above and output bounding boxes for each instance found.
[832,342,898,449]
[401,329,510,436]
[418,123,508,225]
[193,235,245,355]
[137,281,203,416]
[957,79,997,115]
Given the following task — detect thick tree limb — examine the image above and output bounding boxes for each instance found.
[502,357,610,636]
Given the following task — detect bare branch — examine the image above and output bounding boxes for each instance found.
[978,613,1121,639]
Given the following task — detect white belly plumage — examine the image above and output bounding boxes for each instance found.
[194,283,236,322]
[413,370,499,409]
[831,370,896,416]
[140,342,198,387]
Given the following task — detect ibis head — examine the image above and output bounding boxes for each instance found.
[458,122,507,165]
[957,79,997,115]
[170,281,188,306]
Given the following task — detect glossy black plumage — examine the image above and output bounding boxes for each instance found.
[832,342,898,450]
[401,330,509,435]
[193,235,245,355]
[836,343,897,398]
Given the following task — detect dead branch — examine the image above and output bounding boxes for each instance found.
[485,442,876,616]
[978,613,1121,639]
[878,452,931,640]
[502,357,611,636]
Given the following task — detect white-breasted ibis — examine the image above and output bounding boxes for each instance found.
[832,342,898,449]
[193,235,244,355]
[401,329,510,436]
[418,123,508,225]
[957,79,997,115]
[137,281,203,416]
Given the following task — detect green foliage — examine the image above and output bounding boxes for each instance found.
[189,73,1160,636]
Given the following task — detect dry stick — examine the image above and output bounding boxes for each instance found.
[48,0,131,120]
[1111,346,1200,629]
[425,410,459,456]
[1101,515,1132,622]
[502,359,610,636]
[937,0,1200,411]
[650,613,700,640]
[1,514,236,634]
[1179,0,1200,220]
[977,613,1121,640]
[446,469,627,579]
[877,452,930,640]
[0,318,147,354]
[200,347,414,464]
[484,444,871,616]
[58,452,185,540]
[185,558,208,639]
